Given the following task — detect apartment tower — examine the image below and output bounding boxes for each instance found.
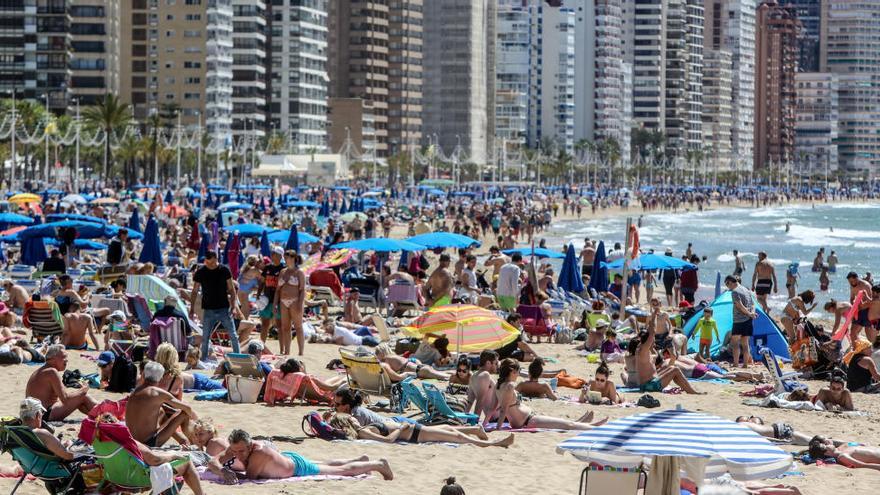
[231,0,267,143]
[386,0,423,156]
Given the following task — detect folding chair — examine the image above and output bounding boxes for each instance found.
[339,346,391,395]
[422,382,479,425]
[108,322,136,359]
[578,464,646,495]
[23,300,63,342]
[91,296,128,317]
[516,304,557,342]
[0,423,88,495]
[759,347,806,394]
[308,269,344,305]
[386,281,421,316]
[147,316,187,360]
[94,265,127,285]
[349,277,382,313]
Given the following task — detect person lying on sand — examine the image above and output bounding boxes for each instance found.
[207,429,393,484]
[809,439,880,471]
[25,345,97,422]
[579,361,622,404]
[812,373,854,411]
[662,348,764,382]
[495,358,607,430]
[125,362,197,447]
[736,416,824,446]
[327,413,515,448]
[374,343,451,381]
[190,419,229,457]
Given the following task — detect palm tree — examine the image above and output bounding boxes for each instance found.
[145,113,163,183]
[82,94,132,181]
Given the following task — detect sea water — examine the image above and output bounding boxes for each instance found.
[543,202,880,313]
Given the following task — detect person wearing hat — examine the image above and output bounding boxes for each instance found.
[96,351,116,385]
[61,301,100,351]
[18,397,77,460]
[845,339,880,394]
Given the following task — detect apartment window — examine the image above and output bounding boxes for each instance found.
[132,60,147,72]
[133,92,146,104]
[164,76,175,84]
[132,13,147,24]
[132,76,146,87]
[185,14,201,20]
[185,0,201,4]
[133,29,146,41]
[132,44,146,57]
[184,92,199,100]
[184,46,201,53]
[165,62,173,68]
[165,93,175,100]
[185,77,201,84]
[166,14,174,20]
[166,30,174,37]
[184,30,201,38]
[166,0,176,4]
[183,61,201,68]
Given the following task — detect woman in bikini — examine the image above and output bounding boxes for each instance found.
[154,344,225,398]
[579,362,622,404]
[780,290,817,341]
[495,358,607,430]
[264,358,344,406]
[373,343,451,381]
[328,413,515,448]
[275,251,306,356]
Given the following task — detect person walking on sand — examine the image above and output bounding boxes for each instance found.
[727,275,757,368]
[751,251,777,314]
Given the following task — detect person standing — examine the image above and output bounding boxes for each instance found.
[257,247,285,342]
[497,253,523,312]
[191,251,242,358]
[106,228,128,265]
[726,275,756,367]
[751,251,777,314]
[276,251,306,356]
[733,249,745,277]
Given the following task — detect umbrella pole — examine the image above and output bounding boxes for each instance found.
[619,217,632,324]
[456,321,462,357]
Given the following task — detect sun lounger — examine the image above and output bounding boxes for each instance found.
[94,265,128,284]
[6,265,35,280]
[759,347,806,394]
[386,282,421,316]
[23,300,63,342]
[422,382,479,425]
[349,277,382,313]
[339,346,391,396]
[0,423,88,495]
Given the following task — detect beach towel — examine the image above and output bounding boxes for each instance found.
[554,371,586,389]
[264,370,334,405]
[194,390,228,401]
[483,422,567,433]
[197,467,369,484]
[689,377,733,385]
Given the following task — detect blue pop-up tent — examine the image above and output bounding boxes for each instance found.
[683,291,790,361]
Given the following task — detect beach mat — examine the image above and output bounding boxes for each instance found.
[198,467,370,484]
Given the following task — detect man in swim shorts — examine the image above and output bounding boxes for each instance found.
[847,272,873,342]
[751,251,777,314]
[425,254,454,308]
[208,429,393,483]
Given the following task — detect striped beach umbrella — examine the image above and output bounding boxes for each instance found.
[402,304,521,353]
[556,409,792,482]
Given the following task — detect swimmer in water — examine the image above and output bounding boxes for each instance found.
[785,221,791,233]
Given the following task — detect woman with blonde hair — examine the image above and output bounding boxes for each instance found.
[154,343,224,399]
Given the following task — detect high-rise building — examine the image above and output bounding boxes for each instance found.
[528,1,575,154]
[663,0,703,155]
[327,97,376,157]
[789,0,820,72]
[328,0,389,157]
[629,0,666,133]
[68,0,120,107]
[0,1,38,100]
[703,0,755,170]
[231,0,267,142]
[120,0,234,143]
[267,0,328,153]
[754,0,799,170]
[495,0,530,150]
[701,49,733,168]
[820,0,880,173]
[386,0,423,156]
[36,0,70,111]
[423,0,495,165]
[795,72,838,176]
[573,0,631,161]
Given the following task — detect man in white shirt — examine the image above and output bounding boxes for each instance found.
[458,255,479,304]
[497,253,523,311]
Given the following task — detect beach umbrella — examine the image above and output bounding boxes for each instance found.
[128,208,141,233]
[285,224,299,253]
[588,241,608,293]
[61,194,87,205]
[339,211,367,222]
[0,213,35,226]
[224,223,266,238]
[21,236,47,266]
[556,409,792,482]
[90,197,119,205]
[602,253,696,271]
[178,186,195,197]
[228,233,242,278]
[216,211,224,229]
[8,193,41,204]
[339,199,348,214]
[319,200,330,218]
[42,189,64,195]
[502,247,565,259]
[197,234,209,263]
[163,190,173,204]
[105,224,143,241]
[45,238,107,250]
[283,200,321,209]
[259,230,271,258]
[402,304,521,353]
[41,190,48,204]
[406,232,481,249]
[138,216,163,266]
[18,220,106,240]
[267,228,318,246]
[557,244,584,294]
[45,213,106,225]
[333,237,426,252]
[218,201,252,211]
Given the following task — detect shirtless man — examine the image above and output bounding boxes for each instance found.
[580,239,595,275]
[735,416,820,446]
[207,429,392,484]
[374,343,451,381]
[483,246,509,284]
[635,323,700,394]
[2,279,28,313]
[810,441,880,471]
[125,361,197,447]
[751,251,777,314]
[61,302,100,350]
[24,345,96,421]
[424,253,454,307]
[733,249,745,277]
[664,349,763,382]
[813,374,854,412]
[847,272,874,342]
[385,264,414,286]
[467,350,500,422]
[275,251,306,356]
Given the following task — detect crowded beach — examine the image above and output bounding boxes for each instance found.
[0,183,877,495]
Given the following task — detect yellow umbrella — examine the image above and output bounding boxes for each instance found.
[402,304,521,353]
[8,193,41,204]
[91,197,119,205]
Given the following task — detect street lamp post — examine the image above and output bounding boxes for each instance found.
[175,111,182,188]
[74,98,80,192]
[9,90,16,190]
[196,112,202,184]
[44,94,50,186]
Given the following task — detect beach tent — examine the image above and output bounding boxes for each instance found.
[683,290,789,361]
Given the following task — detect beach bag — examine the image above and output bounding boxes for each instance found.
[389,382,406,413]
[107,355,137,393]
[301,412,347,441]
[556,327,573,345]
[789,328,819,370]
[227,375,263,404]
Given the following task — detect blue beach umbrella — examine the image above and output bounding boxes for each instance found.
[18,220,107,240]
[557,244,584,294]
[0,213,35,226]
[502,247,565,259]
[45,213,106,225]
[21,237,47,267]
[339,199,348,214]
[224,223,267,238]
[217,211,224,229]
[319,201,330,218]
[164,190,173,204]
[283,200,321,209]
[406,232,481,249]
[138,216,163,266]
[333,238,426,252]
[260,230,271,258]
[602,253,696,271]
[285,224,299,253]
[45,238,108,250]
[128,208,142,233]
[588,241,608,293]
[715,271,722,299]
[267,229,318,246]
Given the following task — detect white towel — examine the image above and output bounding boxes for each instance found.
[149,462,174,495]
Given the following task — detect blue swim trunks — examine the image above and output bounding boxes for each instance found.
[192,373,224,391]
[283,451,320,477]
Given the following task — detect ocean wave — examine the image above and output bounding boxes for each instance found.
[827,203,880,210]
[784,225,880,249]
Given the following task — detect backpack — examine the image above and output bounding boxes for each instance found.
[301,412,347,441]
[107,354,137,393]
[555,327,573,345]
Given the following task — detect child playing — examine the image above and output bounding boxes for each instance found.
[599,328,624,363]
[695,307,720,360]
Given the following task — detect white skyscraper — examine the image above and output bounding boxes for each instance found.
[205,0,235,144]
[268,0,329,152]
[495,1,531,150]
[231,0,267,143]
[795,72,838,175]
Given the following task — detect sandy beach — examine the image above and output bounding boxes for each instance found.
[2,196,878,495]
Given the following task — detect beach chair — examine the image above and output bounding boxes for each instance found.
[90,296,127,317]
[224,353,265,379]
[516,304,557,342]
[23,300,63,342]
[395,376,430,417]
[7,265,35,280]
[759,347,806,394]
[94,265,127,285]
[81,419,185,494]
[147,316,187,360]
[386,281,421,316]
[349,277,382,314]
[308,269,344,305]
[422,382,479,425]
[0,423,87,495]
[339,346,391,395]
[578,464,646,495]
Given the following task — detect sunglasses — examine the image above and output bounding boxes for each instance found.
[457,368,468,374]
[595,378,606,383]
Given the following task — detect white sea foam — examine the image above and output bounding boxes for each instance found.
[784,224,880,248]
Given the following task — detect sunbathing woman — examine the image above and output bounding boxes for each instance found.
[374,343,451,381]
[662,348,764,382]
[447,356,471,394]
[579,362,622,404]
[264,358,346,406]
[190,419,229,457]
[515,358,558,400]
[495,358,607,430]
[824,299,852,336]
[328,413,515,448]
